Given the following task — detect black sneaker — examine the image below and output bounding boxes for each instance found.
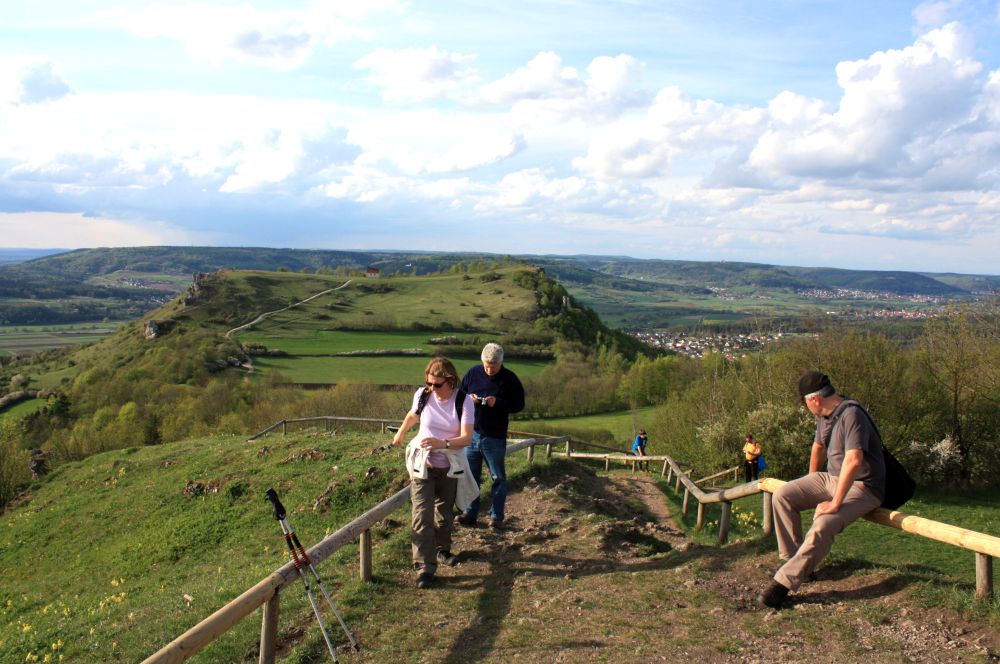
[456,513,477,526]
[436,549,457,566]
[756,581,789,609]
[416,572,435,589]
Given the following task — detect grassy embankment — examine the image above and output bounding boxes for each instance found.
[0,427,414,663]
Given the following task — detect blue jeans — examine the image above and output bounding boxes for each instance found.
[464,432,507,522]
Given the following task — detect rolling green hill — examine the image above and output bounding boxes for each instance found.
[2,246,995,327]
[0,265,651,500]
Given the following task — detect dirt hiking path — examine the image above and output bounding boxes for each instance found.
[336,460,1000,663]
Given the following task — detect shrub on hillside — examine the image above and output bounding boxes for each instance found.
[0,422,30,509]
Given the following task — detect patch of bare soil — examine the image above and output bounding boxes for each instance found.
[333,462,1000,663]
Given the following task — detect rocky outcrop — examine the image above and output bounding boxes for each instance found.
[143,319,175,340]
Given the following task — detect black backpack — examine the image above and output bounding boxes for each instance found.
[824,400,916,511]
[415,387,468,421]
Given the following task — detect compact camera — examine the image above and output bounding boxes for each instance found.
[476,396,489,405]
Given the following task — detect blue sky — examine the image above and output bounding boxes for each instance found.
[1,1,999,274]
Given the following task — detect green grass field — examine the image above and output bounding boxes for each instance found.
[222,270,553,385]
[0,398,44,422]
[0,322,125,355]
[226,271,537,336]
[240,329,482,355]
[252,355,550,384]
[525,406,658,443]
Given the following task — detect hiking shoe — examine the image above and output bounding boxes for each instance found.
[488,518,503,530]
[416,572,435,589]
[436,549,457,566]
[756,581,789,609]
[456,513,477,526]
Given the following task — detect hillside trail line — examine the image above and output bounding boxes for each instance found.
[222,280,351,374]
[343,461,1000,663]
[224,279,352,339]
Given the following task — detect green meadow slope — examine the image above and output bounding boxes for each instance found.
[3,429,999,664]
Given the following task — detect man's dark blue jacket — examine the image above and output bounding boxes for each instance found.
[459,364,525,439]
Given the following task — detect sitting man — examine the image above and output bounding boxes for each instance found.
[757,371,886,609]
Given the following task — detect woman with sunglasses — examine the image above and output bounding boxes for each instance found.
[391,357,476,589]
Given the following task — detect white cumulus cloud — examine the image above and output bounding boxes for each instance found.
[114,2,402,70]
[354,46,479,103]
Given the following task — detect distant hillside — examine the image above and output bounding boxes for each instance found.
[543,256,968,296]
[1,246,994,327]
[0,266,651,484]
[0,247,509,325]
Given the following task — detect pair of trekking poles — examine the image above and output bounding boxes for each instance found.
[265,488,360,661]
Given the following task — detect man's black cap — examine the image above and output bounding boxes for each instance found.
[798,371,834,401]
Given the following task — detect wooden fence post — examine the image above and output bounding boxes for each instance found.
[565,440,572,458]
[604,456,610,471]
[682,488,690,517]
[661,460,669,478]
[281,420,287,435]
[976,553,994,599]
[527,445,535,464]
[546,443,552,458]
[718,501,731,545]
[696,502,705,531]
[259,592,279,664]
[359,530,372,582]
[762,492,773,537]
[674,475,681,494]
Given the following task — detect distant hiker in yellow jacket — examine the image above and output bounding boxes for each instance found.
[742,435,761,483]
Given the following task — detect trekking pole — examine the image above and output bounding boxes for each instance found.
[265,488,361,658]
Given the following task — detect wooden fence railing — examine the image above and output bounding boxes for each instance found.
[247,416,401,441]
[142,434,567,664]
[145,423,997,662]
[659,454,999,600]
